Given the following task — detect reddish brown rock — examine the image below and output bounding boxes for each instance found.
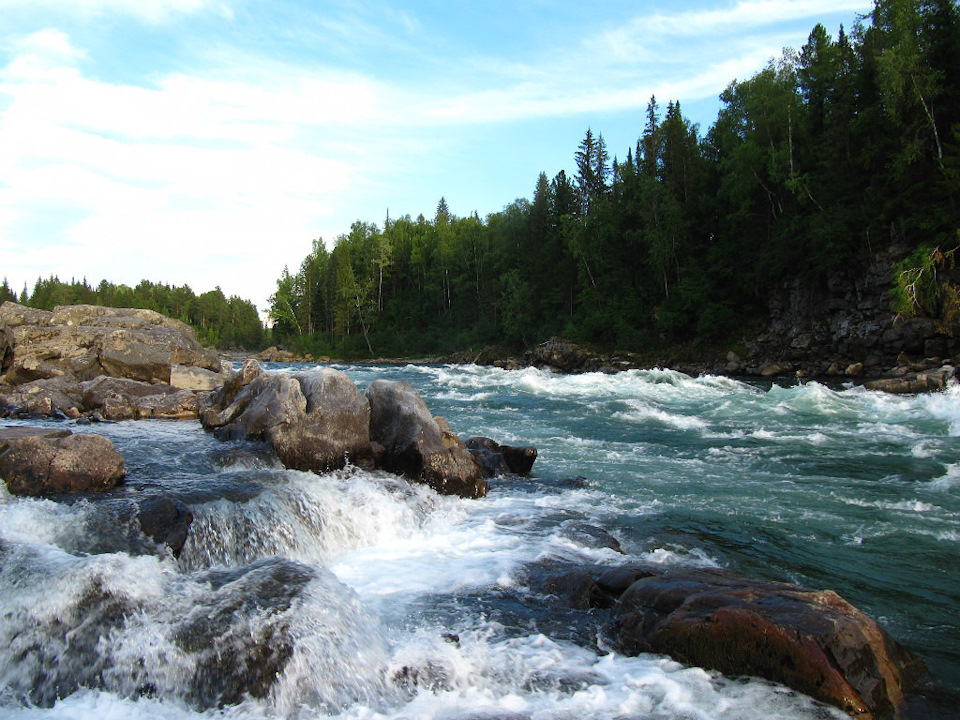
[612,568,930,720]
[0,427,126,495]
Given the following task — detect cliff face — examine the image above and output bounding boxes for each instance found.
[742,245,957,379]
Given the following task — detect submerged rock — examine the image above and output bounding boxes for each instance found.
[0,427,126,496]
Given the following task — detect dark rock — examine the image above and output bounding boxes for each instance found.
[465,436,538,477]
[366,379,487,498]
[0,428,126,495]
[136,495,194,557]
[612,567,931,720]
[532,338,593,372]
[173,558,313,707]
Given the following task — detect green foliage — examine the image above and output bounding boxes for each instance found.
[267,1,960,358]
[17,276,264,350]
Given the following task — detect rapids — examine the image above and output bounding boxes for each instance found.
[1,363,958,719]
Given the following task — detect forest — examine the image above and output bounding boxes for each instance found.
[267,0,960,359]
[0,276,264,350]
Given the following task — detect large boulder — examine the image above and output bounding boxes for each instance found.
[201,361,373,473]
[0,427,126,496]
[269,367,373,472]
[366,379,487,498]
[201,363,307,440]
[0,302,221,386]
[612,567,931,720]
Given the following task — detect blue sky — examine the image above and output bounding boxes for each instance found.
[0,0,873,316]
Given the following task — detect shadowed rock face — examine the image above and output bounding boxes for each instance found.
[611,568,932,720]
[0,427,126,496]
[366,379,487,499]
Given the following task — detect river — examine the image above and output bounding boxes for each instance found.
[1,363,958,719]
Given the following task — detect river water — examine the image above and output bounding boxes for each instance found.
[1,363,958,719]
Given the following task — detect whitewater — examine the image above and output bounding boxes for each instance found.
[1,363,958,719]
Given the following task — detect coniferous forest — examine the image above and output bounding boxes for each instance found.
[267,0,960,359]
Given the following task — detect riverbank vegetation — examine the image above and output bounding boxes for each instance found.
[268,0,960,359]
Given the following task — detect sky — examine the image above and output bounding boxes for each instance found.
[0,0,875,318]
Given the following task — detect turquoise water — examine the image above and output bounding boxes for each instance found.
[1,363,958,719]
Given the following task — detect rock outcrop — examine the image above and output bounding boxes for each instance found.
[0,426,126,496]
[0,302,229,419]
[201,360,375,474]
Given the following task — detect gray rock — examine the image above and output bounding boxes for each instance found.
[366,379,487,498]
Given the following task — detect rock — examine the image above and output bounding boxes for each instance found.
[201,361,374,473]
[0,302,221,388]
[863,365,955,395]
[171,363,225,391]
[270,367,374,472]
[847,362,865,376]
[532,338,594,373]
[0,428,126,495]
[0,376,84,418]
[366,379,487,498]
[80,376,201,420]
[464,436,537,477]
[136,495,194,557]
[204,371,306,441]
[173,557,313,707]
[612,568,931,720]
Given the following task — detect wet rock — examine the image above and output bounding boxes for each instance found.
[612,567,931,720]
[366,379,487,498]
[0,428,126,496]
[136,495,194,557]
[174,558,313,707]
[464,436,538,477]
[863,365,955,394]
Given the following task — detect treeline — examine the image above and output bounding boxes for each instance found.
[264,0,955,358]
[0,276,265,350]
